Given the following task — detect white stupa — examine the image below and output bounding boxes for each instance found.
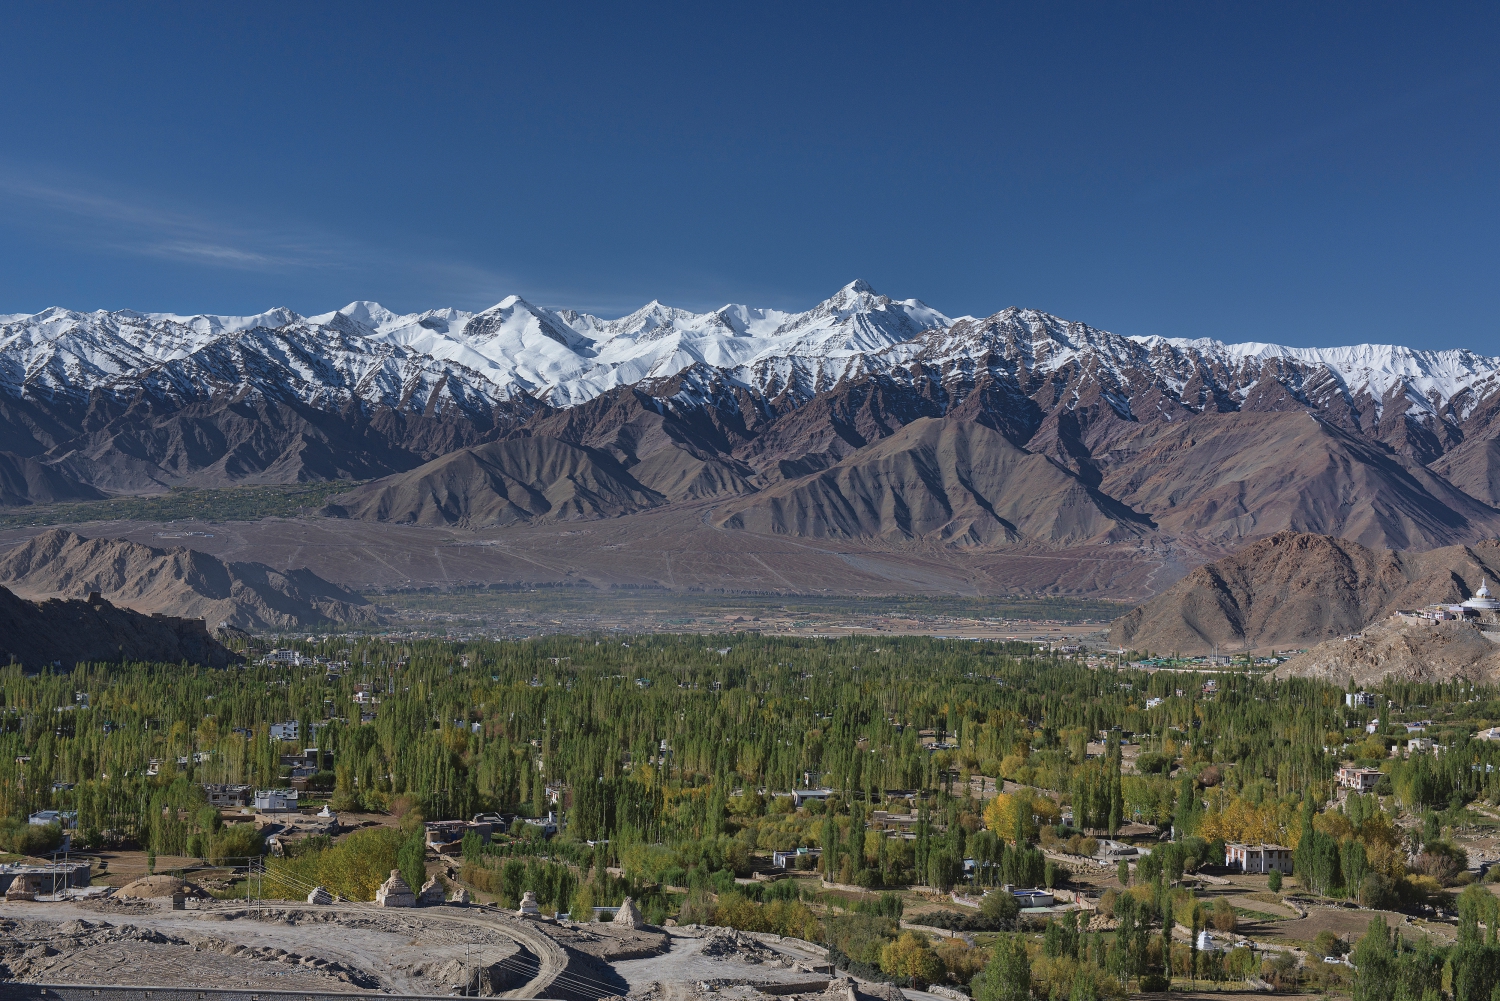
[1462,579,1500,611]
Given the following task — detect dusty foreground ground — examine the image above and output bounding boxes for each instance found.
[0,899,837,1001]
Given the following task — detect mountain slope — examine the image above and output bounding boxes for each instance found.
[8,283,1500,556]
[1271,618,1500,686]
[1097,411,1500,549]
[324,437,666,528]
[0,451,106,506]
[1109,531,1500,654]
[0,586,237,669]
[0,530,378,630]
[714,418,1151,547]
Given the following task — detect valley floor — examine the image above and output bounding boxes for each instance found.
[0,507,1207,603]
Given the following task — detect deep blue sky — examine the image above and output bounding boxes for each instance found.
[1,3,1496,351]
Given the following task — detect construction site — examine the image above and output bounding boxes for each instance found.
[0,865,897,1001]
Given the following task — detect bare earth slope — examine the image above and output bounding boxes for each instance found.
[1273,617,1500,686]
[0,451,106,506]
[1098,412,1500,550]
[0,586,236,669]
[0,529,378,630]
[324,437,666,528]
[713,418,1152,547]
[1109,531,1500,654]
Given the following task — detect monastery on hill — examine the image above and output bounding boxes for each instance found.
[1415,579,1500,624]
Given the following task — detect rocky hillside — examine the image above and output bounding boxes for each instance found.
[0,530,380,631]
[0,586,236,669]
[1273,617,1500,686]
[1109,532,1500,654]
[713,418,1149,546]
[0,451,105,506]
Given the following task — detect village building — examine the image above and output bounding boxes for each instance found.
[1336,766,1383,792]
[1225,842,1294,874]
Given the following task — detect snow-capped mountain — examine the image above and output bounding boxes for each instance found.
[4,281,1495,421]
[5,280,1500,554]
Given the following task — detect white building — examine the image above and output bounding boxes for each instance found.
[1337,766,1383,792]
[1463,580,1500,612]
[1345,692,1377,708]
[1225,842,1294,874]
[269,721,299,741]
[254,789,299,813]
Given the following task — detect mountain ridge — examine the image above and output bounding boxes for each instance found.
[7,282,1500,557]
[1108,531,1500,654]
[0,529,380,630]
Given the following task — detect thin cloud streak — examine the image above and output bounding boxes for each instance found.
[0,169,338,273]
[0,163,818,319]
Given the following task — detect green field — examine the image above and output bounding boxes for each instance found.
[0,481,364,528]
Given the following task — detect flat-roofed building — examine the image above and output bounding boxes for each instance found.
[1226,842,1294,874]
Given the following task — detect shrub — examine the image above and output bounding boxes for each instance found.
[1211,896,1237,933]
[1135,753,1171,775]
[209,823,264,865]
[0,820,63,857]
[1358,871,1397,909]
[1267,869,1282,892]
[936,937,989,985]
[1312,930,1347,959]
[880,932,944,987]
[260,826,401,901]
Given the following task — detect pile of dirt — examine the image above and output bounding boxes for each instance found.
[698,927,779,963]
[0,529,379,631]
[1109,532,1500,655]
[114,876,212,899]
[1274,617,1500,686]
[0,585,237,670]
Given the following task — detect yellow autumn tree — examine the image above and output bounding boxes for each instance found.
[1196,794,1295,846]
[880,932,944,985]
[984,791,1061,844]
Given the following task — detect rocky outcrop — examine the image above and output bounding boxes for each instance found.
[1275,617,1500,686]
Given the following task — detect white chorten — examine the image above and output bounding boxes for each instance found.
[1463,579,1500,611]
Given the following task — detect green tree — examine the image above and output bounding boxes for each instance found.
[975,935,1031,1001]
[397,826,426,897]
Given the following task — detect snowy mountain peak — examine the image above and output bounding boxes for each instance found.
[1,288,1497,424]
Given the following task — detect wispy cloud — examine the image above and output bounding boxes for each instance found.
[0,167,351,273]
[0,161,806,317]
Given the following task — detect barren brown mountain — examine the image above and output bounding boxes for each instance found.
[713,418,1151,546]
[0,530,378,630]
[0,586,236,669]
[324,437,668,527]
[0,451,106,506]
[1109,531,1500,654]
[1097,412,1500,550]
